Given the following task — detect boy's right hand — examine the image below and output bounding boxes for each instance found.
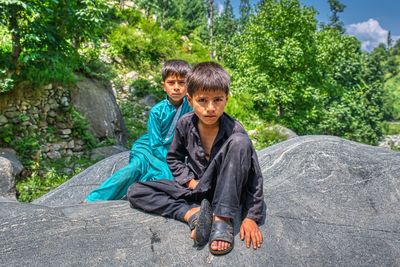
[186,179,199,190]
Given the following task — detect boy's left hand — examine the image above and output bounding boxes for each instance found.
[240,218,263,250]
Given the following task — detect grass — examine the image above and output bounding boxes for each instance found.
[382,121,400,135]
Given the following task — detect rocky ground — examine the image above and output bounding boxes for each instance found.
[1,135,399,266]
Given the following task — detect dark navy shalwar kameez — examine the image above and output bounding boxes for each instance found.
[128,112,264,224]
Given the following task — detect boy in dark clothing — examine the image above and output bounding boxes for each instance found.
[128,62,264,255]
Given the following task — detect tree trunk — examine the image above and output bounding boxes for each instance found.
[9,9,22,73]
[208,0,215,57]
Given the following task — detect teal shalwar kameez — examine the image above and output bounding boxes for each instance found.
[85,97,192,202]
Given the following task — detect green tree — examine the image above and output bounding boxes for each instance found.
[136,0,181,30]
[214,0,237,59]
[227,0,385,144]
[228,0,319,130]
[181,0,207,36]
[0,0,111,84]
[239,0,251,30]
[327,0,346,32]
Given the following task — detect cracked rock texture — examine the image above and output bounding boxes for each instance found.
[1,135,400,266]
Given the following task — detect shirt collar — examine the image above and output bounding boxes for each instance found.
[166,96,187,107]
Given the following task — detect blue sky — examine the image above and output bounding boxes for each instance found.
[226,0,400,51]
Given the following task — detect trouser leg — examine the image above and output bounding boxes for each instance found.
[127,180,199,221]
[85,158,143,202]
[197,133,253,219]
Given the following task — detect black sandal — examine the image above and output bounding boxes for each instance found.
[187,199,213,247]
[209,219,234,255]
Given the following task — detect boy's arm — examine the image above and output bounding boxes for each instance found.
[240,150,265,249]
[166,124,196,186]
[243,150,264,224]
[147,109,169,161]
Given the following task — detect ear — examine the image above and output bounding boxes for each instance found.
[186,93,193,107]
[161,81,167,92]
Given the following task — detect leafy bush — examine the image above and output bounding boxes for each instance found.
[382,122,400,135]
[70,107,97,148]
[119,96,148,142]
[131,78,164,101]
[384,75,400,120]
[0,68,14,93]
[16,156,95,202]
[108,19,179,72]
[250,126,288,150]
[17,168,69,202]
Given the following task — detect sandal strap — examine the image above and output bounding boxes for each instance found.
[188,212,198,231]
[209,220,234,244]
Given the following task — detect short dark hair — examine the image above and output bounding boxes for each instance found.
[162,59,192,81]
[187,62,230,96]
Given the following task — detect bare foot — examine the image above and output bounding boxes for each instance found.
[183,207,200,240]
[210,216,231,252]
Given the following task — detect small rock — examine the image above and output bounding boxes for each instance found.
[73,145,83,152]
[60,129,72,135]
[60,96,69,107]
[39,121,48,128]
[68,140,75,149]
[66,149,74,156]
[48,111,57,117]
[0,115,8,125]
[40,145,50,153]
[51,144,61,151]
[47,151,61,160]
[4,111,18,118]
[21,121,31,127]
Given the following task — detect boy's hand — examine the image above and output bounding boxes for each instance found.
[240,218,263,250]
[186,179,199,190]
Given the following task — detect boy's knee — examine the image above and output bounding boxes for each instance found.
[228,133,252,151]
[126,183,145,206]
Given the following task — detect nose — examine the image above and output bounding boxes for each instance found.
[206,101,215,112]
[173,82,180,91]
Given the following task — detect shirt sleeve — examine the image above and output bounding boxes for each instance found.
[167,124,196,185]
[147,109,168,161]
[243,149,265,224]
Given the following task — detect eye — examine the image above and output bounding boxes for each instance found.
[197,98,206,103]
[215,97,224,102]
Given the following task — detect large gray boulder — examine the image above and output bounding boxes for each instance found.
[0,148,24,176]
[72,77,128,145]
[2,135,400,266]
[0,148,23,201]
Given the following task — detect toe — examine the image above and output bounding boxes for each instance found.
[211,241,218,250]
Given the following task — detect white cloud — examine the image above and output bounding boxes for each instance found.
[345,19,399,51]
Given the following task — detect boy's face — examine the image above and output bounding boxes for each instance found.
[188,89,228,127]
[162,74,187,106]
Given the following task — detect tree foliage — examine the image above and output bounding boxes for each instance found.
[0,0,112,85]
[225,0,385,144]
[327,0,346,32]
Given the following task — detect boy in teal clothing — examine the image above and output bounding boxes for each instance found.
[84,60,192,202]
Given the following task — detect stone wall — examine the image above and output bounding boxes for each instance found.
[0,84,89,160]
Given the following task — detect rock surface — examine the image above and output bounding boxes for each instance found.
[2,135,400,266]
[0,157,17,201]
[90,145,129,161]
[0,148,22,200]
[0,148,24,176]
[72,77,129,145]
